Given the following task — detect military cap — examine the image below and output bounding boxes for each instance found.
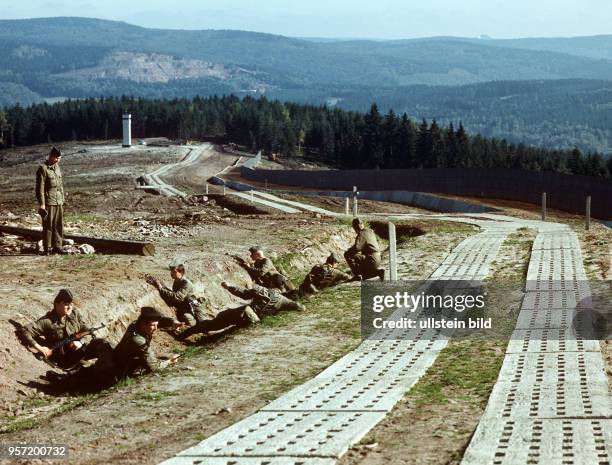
[49,147,62,157]
[138,306,166,322]
[326,252,341,264]
[249,246,262,254]
[54,288,74,303]
[168,257,185,269]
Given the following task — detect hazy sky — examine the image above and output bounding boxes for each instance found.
[2,0,612,39]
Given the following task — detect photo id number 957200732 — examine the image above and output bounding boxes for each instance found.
[0,444,68,459]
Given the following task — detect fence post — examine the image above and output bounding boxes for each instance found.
[223,184,226,196]
[388,222,397,282]
[541,192,547,221]
[586,196,591,230]
[345,197,350,216]
[205,183,209,195]
[353,186,358,217]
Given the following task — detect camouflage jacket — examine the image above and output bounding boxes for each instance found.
[20,309,87,348]
[225,283,282,315]
[36,162,64,206]
[305,263,350,290]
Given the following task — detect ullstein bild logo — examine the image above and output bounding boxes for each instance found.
[360,280,611,341]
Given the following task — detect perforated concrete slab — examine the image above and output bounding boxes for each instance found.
[521,290,592,311]
[482,381,611,419]
[515,307,594,330]
[526,249,588,288]
[430,264,491,280]
[176,411,386,459]
[507,328,601,353]
[262,373,421,412]
[497,352,609,385]
[315,342,446,379]
[532,234,581,251]
[461,418,612,465]
[160,457,336,465]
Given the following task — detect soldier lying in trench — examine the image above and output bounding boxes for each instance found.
[50,307,182,388]
[295,252,352,297]
[234,245,296,293]
[178,276,305,341]
[18,289,108,372]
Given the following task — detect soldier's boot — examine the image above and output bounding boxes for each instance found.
[242,305,260,325]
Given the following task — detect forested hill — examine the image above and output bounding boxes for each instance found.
[1,17,612,154]
[2,96,611,180]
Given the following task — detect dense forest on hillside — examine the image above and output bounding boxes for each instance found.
[1,96,610,178]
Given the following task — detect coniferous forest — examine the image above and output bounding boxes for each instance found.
[1,95,611,178]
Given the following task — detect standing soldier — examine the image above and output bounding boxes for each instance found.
[235,246,295,292]
[146,259,207,325]
[179,277,304,340]
[344,218,385,281]
[298,252,352,296]
[36,147,65,255]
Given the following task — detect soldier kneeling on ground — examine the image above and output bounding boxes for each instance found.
[235,246,296,293]
[18,289,108,373]
[297,252,352,297]
[344,217,385,281]
[146,258,207,326]
[179,276,304,341]
[90,307,181,387]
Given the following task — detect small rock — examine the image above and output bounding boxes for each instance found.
[213,407,232,415]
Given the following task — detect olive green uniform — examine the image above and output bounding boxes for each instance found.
[247,258,295,292]
[159,277,207,325]
[299,263,351,296]
[344,228,382,278]
[36,162,65,253]
[19,309,98,369]
[107,323,171,379]
[179,283,303,339]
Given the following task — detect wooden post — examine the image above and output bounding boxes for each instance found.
[541,192,547,221]
[586,195,591,230]
[223,184,226,195]
[352,186,358,217]
[345,197,350,216]
[388,222,397,282]
[205,183,209,195]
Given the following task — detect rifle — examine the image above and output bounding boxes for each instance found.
[49,323,106,355]
[144,274,160,287]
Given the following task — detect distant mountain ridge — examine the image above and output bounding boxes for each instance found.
[1,17,611,154]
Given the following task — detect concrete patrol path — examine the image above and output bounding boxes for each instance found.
[461,220,611,465]
[141,143,213,197]
[159,213,523,465]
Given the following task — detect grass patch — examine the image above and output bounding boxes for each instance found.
[271,252,302,282]
[409,340,506,408]
[136,391,177,402]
